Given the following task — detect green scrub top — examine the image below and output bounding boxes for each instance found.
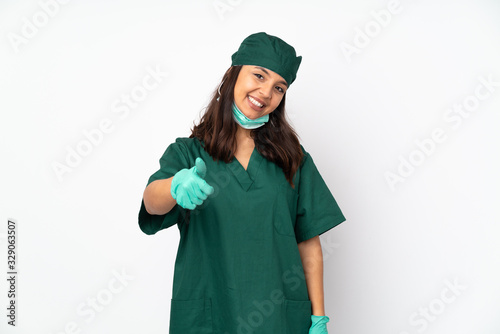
[138,137,346,334]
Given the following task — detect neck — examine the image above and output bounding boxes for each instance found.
[236,125,254,145]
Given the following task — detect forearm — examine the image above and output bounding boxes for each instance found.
[298,235,325,316]
[143,177,177,215]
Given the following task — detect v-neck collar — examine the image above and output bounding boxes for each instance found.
[226,146,264,191]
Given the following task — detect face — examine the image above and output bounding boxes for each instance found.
[233,65,288,120]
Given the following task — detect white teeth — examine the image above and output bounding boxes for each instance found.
[248,96,263,108]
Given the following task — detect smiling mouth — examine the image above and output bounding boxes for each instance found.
[248,96,264,108]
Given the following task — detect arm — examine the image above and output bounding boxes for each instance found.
[298,235,325,316]
[143,177,177,215]
[143,157,214,215]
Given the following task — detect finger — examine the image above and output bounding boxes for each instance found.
[187,180,206,200]
[179,193,196,210]
[175,192,189,209]
[184,201,196,210]
[194,157,207,179]
[192,184,208,201]
[186,183,204,205]
[199,179,215,196]
[187,190,203,206]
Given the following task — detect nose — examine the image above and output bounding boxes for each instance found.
[258,82,273,100]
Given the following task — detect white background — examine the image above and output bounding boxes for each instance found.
[1,0,499,333]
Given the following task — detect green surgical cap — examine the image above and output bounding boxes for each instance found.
[231,32,302,86]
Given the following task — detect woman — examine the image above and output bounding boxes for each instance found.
[139,32,346,334]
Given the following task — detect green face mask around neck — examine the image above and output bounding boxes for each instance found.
[232,101,269,129]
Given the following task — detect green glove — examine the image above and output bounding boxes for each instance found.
[171,157,215,210]
[309,315,330,334]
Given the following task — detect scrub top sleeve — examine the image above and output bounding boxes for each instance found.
[295,151,346,244]
[138,139,190,235]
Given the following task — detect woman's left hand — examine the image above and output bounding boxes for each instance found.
[309,315,330,334]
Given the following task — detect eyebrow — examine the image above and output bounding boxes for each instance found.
[254,66,288,88]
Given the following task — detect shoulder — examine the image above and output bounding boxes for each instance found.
[157,137,200,160]
[167,136,204,153]
[163,137,208,164]
[299,144,312,167]
[172,136,202,146]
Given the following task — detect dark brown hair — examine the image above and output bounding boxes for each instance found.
[190,65,303,188]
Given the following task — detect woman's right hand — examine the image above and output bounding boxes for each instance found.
[170,157,215,210]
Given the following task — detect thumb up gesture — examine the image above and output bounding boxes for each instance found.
[170,157,215,210]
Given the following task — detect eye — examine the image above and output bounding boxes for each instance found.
[254,73,264,79]
[275,86,285,94]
